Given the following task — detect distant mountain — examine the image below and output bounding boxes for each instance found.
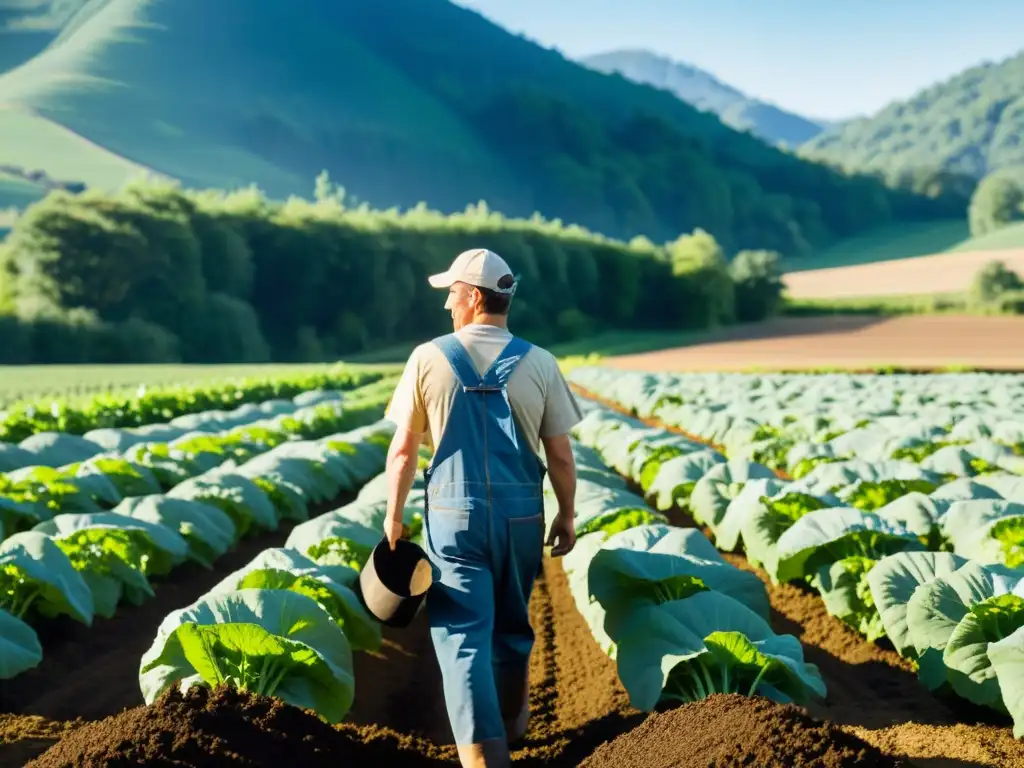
[580,48,827,147]
[0,0,960,257]
[799,50,1024,189]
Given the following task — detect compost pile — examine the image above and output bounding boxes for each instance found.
[578,693,908,768]
[27,684,449,768]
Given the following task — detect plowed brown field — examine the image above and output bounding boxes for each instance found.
[782,249,1024,299]
[605,315,1024,371]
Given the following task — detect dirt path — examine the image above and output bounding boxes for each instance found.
[604,315,1024,371]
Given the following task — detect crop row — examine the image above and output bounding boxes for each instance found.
[549,435,826,710]
[0,365,392,443]
[565,367,1024,737]
[0,383,396,680]
[139,448,436,721]
[0,380,399,540]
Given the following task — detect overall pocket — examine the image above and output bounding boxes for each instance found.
[507,511,545,583]
[425,496,480,560]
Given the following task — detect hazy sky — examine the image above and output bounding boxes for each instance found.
[454,0,1024,120]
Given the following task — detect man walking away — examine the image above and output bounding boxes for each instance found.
[383,248,581,768]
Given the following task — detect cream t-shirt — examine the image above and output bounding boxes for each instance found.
[385,324,583,458]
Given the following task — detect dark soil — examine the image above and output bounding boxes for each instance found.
[578,693,907,768]
[25,684,449,768]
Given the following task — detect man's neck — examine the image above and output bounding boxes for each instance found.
[466,315,509,330]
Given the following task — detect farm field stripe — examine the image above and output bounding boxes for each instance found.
[0,555,651,766]
[568,388,1024,767]
[0,367,392,442]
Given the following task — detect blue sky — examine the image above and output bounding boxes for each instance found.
[454,0,1024,120]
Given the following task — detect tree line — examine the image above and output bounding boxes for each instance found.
[0,176,785,364]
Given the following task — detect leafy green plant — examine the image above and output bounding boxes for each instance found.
[140,589,355,723]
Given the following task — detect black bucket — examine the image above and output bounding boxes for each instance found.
[356,536,433,628]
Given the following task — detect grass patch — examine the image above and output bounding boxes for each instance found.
[783,290,1024,317]
[947,221,1024,252]
[787,220,969,272]
[782,292,970,316]
[0,109,159,192]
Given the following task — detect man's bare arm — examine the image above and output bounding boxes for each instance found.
[385,425,422,533]
[542,433,576,518]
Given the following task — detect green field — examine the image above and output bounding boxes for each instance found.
[786,219,1024,274]
[948,220,1024,252]
[0,332,699,407]
[0,109,159,193]
[786,220,969,272]
[0,362,399,408]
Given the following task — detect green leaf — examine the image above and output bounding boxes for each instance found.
[577,507,666,538]
[305,537,374,571]
[76,457,163,498]
[774,508,924,584]
[615,591,825,711]
[711,478,791,553]
[906,561,1023,691]
[0,608,42,679]
[234,568,382,652]
[815,556,886,641]
[867,550,967,657]
[588,537,771,644]
[944,594,1024,711]
[741,491,830,577]
[34,511,189,576]
[988,625,1024,738]
[0,532,93,625]
[990,516,1024,568]
[115,495,236,568]
[647,450,727,513]
[842,479,939,511]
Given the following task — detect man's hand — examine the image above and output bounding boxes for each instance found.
[384,516,408,551]
[546,510,576,557]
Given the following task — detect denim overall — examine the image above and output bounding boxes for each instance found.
[423,333,546,746]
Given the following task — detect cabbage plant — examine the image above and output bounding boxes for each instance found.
[140,589,356,723]
[615,591,826,711]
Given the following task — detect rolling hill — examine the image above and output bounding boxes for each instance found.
[580,48,827,147]
[0,1,69,74]
[0,0,964,256]
[799,50,1024,190]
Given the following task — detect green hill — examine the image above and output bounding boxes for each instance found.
[948,220,1024,252]
[580,49,826,147]
[0,2,66,74]
[0,0,964,256]
[799,50,1024,192]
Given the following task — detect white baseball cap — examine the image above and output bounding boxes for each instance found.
[428,248,517,294]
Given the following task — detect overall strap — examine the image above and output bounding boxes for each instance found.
[480,336,533,390]
[432,334,484,389]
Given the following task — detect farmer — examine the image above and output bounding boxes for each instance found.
[383,248,581,768]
